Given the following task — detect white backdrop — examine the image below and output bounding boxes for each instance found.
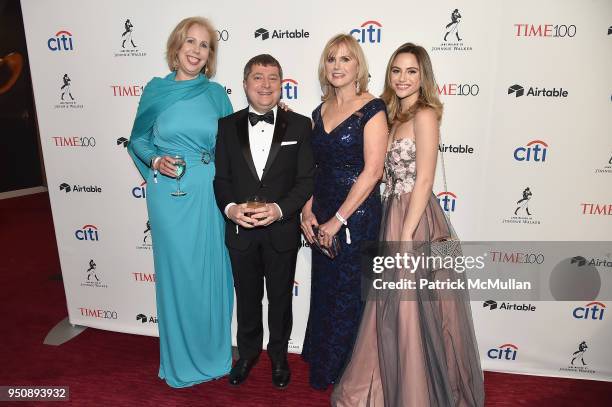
[21,0,612,381]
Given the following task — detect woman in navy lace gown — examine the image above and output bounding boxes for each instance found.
[300,34,388,390]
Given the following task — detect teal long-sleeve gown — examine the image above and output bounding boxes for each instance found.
[128,72,233,388]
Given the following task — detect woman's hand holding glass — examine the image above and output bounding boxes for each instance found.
[154,155,183,178]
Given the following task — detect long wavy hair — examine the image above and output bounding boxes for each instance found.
[381,43,443,124]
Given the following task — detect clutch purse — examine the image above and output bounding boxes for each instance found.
[311,226,341,259]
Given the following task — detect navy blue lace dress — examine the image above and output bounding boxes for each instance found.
[302,98,385,390]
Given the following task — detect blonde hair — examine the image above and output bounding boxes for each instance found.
[165,17,218,78]
[381,43,443,124]
[317,34,369,101]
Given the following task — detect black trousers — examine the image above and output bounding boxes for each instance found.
[228,229,298,363]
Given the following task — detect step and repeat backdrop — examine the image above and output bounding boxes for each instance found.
[22,0,611,381]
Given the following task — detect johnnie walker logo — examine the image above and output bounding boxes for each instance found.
[502,187,541,225]
[114,18,146,57]
[432,9,473,52]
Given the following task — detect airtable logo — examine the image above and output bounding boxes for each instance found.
[59,183,102,193]
[281,79,298,100]
[571,255,612,268]
[483,300,536,312]
[508,84,568,98]
[254,27,309,40]
[117,137,129,148]
[136,313,158,324]
[48,30,74,51]
[350,21,382,43]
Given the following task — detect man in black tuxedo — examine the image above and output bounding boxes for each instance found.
[214,54,314,389]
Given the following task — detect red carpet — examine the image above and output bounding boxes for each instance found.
[1,192,610,406]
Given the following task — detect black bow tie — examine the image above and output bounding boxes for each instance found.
[248,110,274,126]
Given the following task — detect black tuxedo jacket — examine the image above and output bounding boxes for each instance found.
[214,107,314,251]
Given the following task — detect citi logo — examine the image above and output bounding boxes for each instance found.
[133,272,156,282]
[48,30,74,51]
[132,181,146,198]
[350,20,382,43]
[487,344,518,361]
[75,224,99,241]
[281,79,298,100]
[483,300,536,312]
[59,183,102,193]
[508,84,568,98]
[293,280,299,296]
[514,24,576,38]
[436,191,457,212]
[438,83,479,96]
[254,27,309,40]
[580,203,612,216]
[513,140,548,162]
[573,302,606,320]
[110,85,144,97]
[79,308,117,319]
[136,313,158,324]
[116,137,129,148]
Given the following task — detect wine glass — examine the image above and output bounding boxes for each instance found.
[170,155,187,197]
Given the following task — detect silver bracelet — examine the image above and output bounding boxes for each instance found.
[335,212,351,244]
[335,211,347,225]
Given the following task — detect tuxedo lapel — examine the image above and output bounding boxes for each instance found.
[262,109,287,180]
[235,109,259,182]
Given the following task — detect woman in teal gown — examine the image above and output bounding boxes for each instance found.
[127,17,233,388]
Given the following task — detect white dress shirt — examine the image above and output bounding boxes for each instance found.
[249,105,277,179]
[224,105,282,220]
